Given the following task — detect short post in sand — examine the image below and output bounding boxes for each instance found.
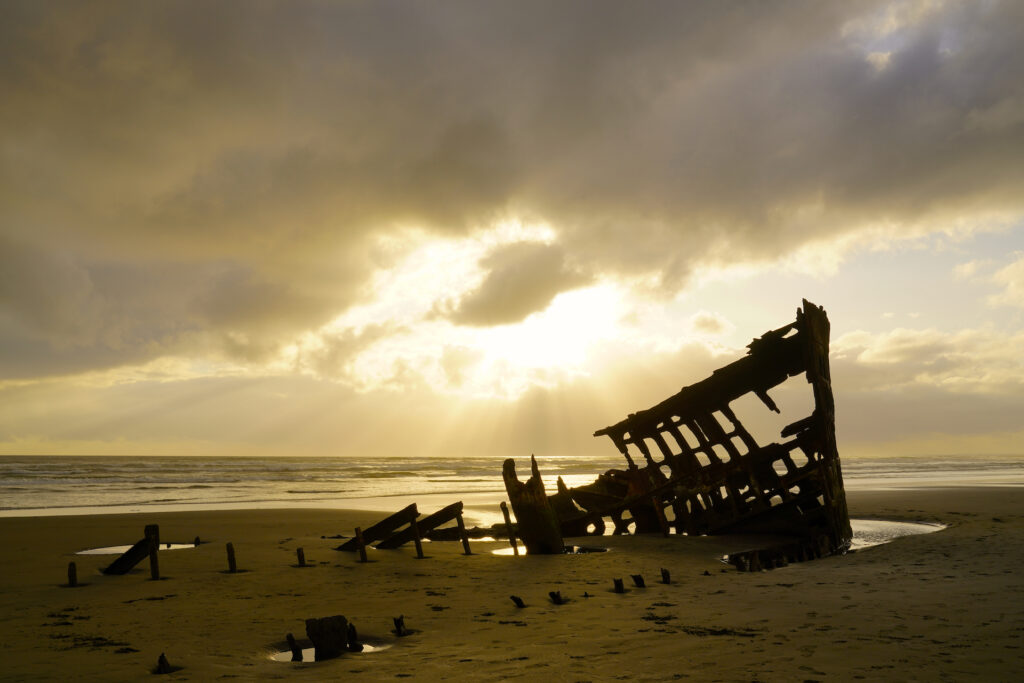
[355,527,368,563]
[296,548,306,567]
[660,568,671,584]
[456,513,472,555]
[286,633,302,662]
[226,542,237,573]
[411,517,425,559]
[500,501,519,556]
[145,524,160,581]
[67,561,77,587]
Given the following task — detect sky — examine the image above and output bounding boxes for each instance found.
[2,0,1023,460]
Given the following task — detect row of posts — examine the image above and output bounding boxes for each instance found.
[66,506,496,586]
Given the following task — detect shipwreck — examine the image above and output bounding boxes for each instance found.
[503,300,853,560]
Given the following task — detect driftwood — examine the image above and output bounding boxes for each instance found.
[102,524,160,576]
[502,456,563,554]
[376,502,464,550]
[509,301,852,559]
[305,615,348,661]
[335,504,419,551]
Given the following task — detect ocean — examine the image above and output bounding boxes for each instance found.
[1,455,1022,526]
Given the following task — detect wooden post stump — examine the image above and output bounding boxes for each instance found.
[286,632,302,661]
[355,527,368,563]
[411,518,425,559]
[500,501,519,556]
[296,548,306,567]
[631,574,646,588]
[305,615,348,661]
[502,456,564,554]
[613,577,625,593]
[226,542,237,573]
[67,561,77,587]
[145,524,160,581]
[660,568,671,584]
[456,513,472,555]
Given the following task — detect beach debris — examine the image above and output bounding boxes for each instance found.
[153,652,177,674]
[393,615,409,637]
[502,456,564,554]
[376,502,464,550]
[102,524,161,576]
[660,568,671,584]
[456,513,473,555]
[296,548,306,567]
[335,504,419,551]
[510,595,526,608]
[412,517,425,558]
[226,542,237,573]
[286,633,303,661]
[305,615,348,661]
[355,527,369,563]
[336,502,468,558]
[193,536,200,547]
[347,622,363,652]
[631,574,646,588]
[147,525,160,580]
[503,300,852,560]
[66,561,77,588]
[548,590,565,605]
[613,578,625,594]
[500,502,520,556]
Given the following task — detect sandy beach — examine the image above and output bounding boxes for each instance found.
[0,487,1021,682]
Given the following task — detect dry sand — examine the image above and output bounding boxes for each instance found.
[0,487,1021,682]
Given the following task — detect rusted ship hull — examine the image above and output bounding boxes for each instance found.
[505,300,852,557]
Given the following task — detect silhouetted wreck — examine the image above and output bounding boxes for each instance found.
[504,300,852,559]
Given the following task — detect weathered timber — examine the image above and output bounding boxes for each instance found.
[631,574,645,588]
[102,524,160,575]
[335,503,419,551]
[549,590,565,605]
[500,502,520,556]
[355,527,368,563]
[538,300,851,559]
[347,622,363,652]
[286,633,302,661]
[660,568,671,584]
[411,517,425,558]
[456,513,472,555]
[296,548,306,567]
[67,561,77,587]
[510,595,526,608]
[226,542,237,573]
[376,501,464,549]
[146,524,160,580]
[305,615,348,661]
[502,455,564,554]
[155,653,172,674]
[613,578,625,593]
[393,615,409,637]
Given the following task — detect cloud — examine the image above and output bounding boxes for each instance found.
[3,0,1024,381]
[833,327,1024,393]
[989,253,1024,308]
[444,242,590,326]
[687,311,733,337]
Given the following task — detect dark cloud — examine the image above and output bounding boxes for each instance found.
[445,242,590,326]
[2,1,1023,377]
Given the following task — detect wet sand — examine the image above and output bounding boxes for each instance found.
[0,487,1021,681]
